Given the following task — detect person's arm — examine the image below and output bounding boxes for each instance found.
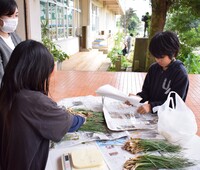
[136,65,161,114]
[149,100,166,112]
[136,71,151,103]
[22,93,85,143]
[68,115,86,132]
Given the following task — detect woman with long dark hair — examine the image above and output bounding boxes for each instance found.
[0,40,85,170]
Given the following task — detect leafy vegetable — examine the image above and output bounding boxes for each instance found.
[124,154,195,170]
[122,138,181,154]
[67,109,109,133]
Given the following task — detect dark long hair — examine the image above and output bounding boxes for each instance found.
[0,0,18,17]
[0,40,54,115]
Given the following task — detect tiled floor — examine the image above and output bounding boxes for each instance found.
[50,71,200,136]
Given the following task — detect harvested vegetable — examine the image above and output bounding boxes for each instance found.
[122,138,181,154]
[67,108,109,133]
[124,154,195,170]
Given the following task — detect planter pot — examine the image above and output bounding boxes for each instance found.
[57,61,62,70]
[54,61,58,71]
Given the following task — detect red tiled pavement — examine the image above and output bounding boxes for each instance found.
[50,71,200,136]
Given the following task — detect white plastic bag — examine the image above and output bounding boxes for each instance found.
[153,91,197,146]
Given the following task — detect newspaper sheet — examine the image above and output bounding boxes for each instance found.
[95,130,164,170]
[53,96,200,170]
[55,131,130,149]
[96,134,200,170]
[57,95,158,133]
[96,84,142,107]
[103,98,157,131]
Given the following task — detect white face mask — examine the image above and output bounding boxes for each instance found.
[0,18,18,33]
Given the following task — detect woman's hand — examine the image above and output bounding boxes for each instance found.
[137,104,151,114]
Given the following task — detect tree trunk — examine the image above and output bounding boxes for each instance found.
[146,0,173,69]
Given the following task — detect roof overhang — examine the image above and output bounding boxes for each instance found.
[98,0,125,15]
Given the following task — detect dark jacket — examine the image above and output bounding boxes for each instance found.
[0,89,85,170]
[137,60,189,112]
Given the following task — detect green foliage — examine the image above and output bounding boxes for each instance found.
[165,1,200,73]
[120,8,140,35]
[121,56,132,69]
[107,47,122,67]
[170,0,200,17]
[113,31,125,49]
[107,31,132,71]
[41,20,69,62]
[107,31,124,68]
[180,53,200,74]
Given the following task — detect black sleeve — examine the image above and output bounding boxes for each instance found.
[136,71,151,102]
[170,67,189,101]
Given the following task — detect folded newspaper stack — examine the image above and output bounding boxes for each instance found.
[96,84,142,107]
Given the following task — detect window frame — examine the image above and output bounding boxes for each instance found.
[40,0,81,40]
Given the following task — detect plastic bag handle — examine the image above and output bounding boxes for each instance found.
[163,91,176,110]
[169,97,175,109]
[152,91,177,113]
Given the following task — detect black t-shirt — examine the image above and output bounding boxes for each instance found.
[1,89,74,170]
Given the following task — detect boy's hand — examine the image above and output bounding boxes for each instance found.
[137,104,151,114]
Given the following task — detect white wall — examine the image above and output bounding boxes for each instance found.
[56,37,80,56]
[16,0,26,40]
[24,0,41,41]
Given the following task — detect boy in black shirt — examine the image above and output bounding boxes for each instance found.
[130,31,189,114]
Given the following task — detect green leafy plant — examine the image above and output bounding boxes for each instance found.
[123,138,181,154]
[107,31,131,70]
[67,108,109,133]
[166,4,200,74]
[121,56,132,69]
[41,20,69,62]
[124,154,195,170]
[107,47,122,68]
[182,53,200,74]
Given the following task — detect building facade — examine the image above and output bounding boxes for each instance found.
[16,0,125,55]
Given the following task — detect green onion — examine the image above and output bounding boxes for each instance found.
[67,109,109,133]
[122,138,181,154]
[124,154,195,170]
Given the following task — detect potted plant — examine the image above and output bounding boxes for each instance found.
[41,20,69,70]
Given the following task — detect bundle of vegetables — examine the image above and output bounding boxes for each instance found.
[67,108,109,133]
[122,138,181,154]
[124,154,195,170]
